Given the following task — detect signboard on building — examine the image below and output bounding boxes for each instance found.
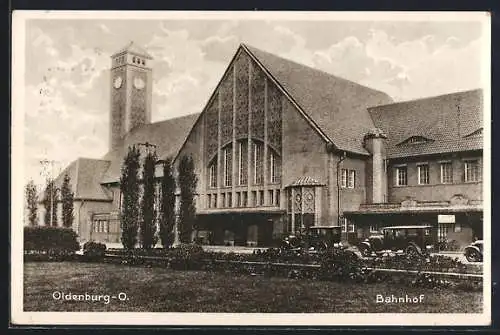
[438,214,455,223]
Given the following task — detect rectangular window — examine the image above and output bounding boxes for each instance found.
[465,159,481,182]
[395,166,407,186]
[207,194,212,208]
[227,192,233,208]
[253,142,263,185]
[259,190,264,206]
[213,194,217,208]
[251,191,257,207]
[340,218,355,233]
[238,142,248,185]
[103,221,108,233]
[341,169,355,188]
[341,169,348,188]
[268,190,274,206]
[438,223,449,242]
[275,189,281,207]
[417,164,429,185]
[223,147,232,187]
[209,163,217,188]
[440,162,453,184]
[242,191,248,207]
[348,170,355,188]
[221,193,226,208]
[236,192,241,207]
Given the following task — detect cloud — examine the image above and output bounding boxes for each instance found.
[21,20,484,186]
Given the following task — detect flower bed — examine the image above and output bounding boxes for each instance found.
[96,245,483,291]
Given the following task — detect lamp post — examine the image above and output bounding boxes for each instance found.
[39,159,60,226]
[49,187,61,227]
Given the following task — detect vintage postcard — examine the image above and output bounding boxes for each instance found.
[11,11,491,326]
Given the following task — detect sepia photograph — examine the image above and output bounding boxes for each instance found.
[11,10,491,326]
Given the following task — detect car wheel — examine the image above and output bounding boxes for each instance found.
[406,245,421,260]
[359,245,372,257]
[466,249,482,263]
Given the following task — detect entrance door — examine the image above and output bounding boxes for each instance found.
[247,225,258,246]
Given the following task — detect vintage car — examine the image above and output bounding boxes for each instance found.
[281,226,344,252]
[464,240,483,262]
[358,225,436,258]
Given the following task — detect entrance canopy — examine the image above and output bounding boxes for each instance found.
[344,203,482,216]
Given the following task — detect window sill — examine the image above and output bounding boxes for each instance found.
[392,181,482,188]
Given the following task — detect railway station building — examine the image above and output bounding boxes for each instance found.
[42,42,484,249]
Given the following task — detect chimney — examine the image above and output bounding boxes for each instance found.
[364,128,388,204]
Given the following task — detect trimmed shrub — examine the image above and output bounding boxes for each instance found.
[24,226,80,261]
[83,241,107,261]
[169,244,205,270]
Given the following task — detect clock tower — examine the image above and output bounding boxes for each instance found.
[109,41,153,149]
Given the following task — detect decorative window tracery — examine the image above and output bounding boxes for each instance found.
[251,66,265,140]
[220,69,233,145]
[204,97,219,161]
[235,53,249,138]
[267,83,282,152]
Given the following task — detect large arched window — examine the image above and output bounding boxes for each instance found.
[252,141,264,185]
[207,139,281,191]
[223,145,232,187]
[208,160,217,188]
[237,140,248,185]
[269,150,281,184]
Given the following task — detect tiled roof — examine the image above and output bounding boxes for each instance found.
[369,89,483,158]
[100,113,200,184]
[112,41,153,59]
[287,176,325,188]
[40,158,112,201]
[76,158,112,200]
[243,44,394,155]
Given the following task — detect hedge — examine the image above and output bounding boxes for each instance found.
[24,226,80,261]
[83,241,107,261]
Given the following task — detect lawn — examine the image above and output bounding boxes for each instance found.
[23,262,482,313]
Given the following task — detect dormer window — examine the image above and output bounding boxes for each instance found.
[464,128,483,138]
[398,136,433,146]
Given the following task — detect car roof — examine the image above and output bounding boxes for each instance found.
[309,226,341,229]
[381,225,432,229]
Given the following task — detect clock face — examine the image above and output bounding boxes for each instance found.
[134,77,145,90]
[113,76,122,89]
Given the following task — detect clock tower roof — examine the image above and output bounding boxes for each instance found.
[112,41,153,59]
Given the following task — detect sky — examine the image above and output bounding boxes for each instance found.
[20,14,487,188]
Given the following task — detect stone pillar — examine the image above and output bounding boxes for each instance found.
[363,128,388,204]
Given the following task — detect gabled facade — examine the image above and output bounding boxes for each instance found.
[39,42,484,250]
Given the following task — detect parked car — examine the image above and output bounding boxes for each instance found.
[464,240,483,262]
[358,225,436,258]
[281,226,344,252]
